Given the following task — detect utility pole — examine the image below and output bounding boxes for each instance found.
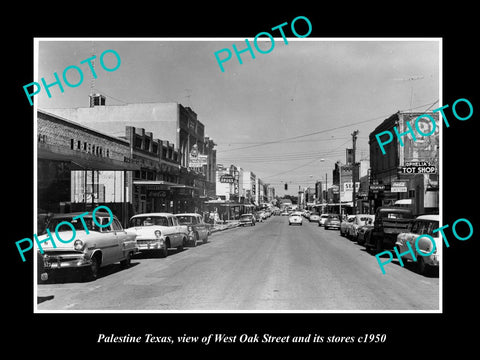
[352,130,359,214]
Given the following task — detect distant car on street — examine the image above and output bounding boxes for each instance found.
[175,213,209,247]
[340,215,356,236]
[37,212,138,282]
[395,214,440,275]
[127,213,189,258]
[324,214,341,230]
[280,210,290,216]
[288,211,303,226]
[309,213,321,223]
[239,213,256,227]
[318,214,330,226]
[254,212,264,222]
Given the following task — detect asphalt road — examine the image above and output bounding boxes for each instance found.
[36,216,440,311]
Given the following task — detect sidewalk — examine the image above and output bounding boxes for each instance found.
[209,220,240,234]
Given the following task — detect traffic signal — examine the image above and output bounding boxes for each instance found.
[284,183,288,190]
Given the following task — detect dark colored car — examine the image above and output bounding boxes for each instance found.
[239,214,256,226]
[324,214,341,230]
[365,207,414,253]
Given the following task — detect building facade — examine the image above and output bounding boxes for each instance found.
[369,111,439,215]
[47,98,216,200]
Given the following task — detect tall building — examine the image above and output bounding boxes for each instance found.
[369,111,439,215]
[46,97,217,204]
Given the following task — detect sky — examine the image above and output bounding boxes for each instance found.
[36,38,440,196]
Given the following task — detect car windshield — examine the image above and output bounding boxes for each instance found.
[130,216,169,227]
[176,215,197,224]
[45,216,100,234]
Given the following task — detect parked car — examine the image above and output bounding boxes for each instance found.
[254,212,264,222]
[324,214,341,230]
[365,207,414,253]
[395,214,440,275]
[309,212,321,223]
[347,214,375,240]
[356,220,374,246]
[340,215,356,236]
[175,213,209,247]
[37,212,138,281]
[239,213,256,226]
[127,213,189,258]
[288,211,303,226]
[319,214,330,226]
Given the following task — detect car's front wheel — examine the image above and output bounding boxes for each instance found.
[83,255,100,281]
[120,251,131,268]
[159,241,169,258]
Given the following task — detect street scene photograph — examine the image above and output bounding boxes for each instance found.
[33,38,441,312]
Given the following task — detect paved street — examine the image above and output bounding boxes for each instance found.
[37,216,439,311]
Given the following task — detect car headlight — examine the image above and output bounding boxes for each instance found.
[74,239,85,251]
[154,230,162,238]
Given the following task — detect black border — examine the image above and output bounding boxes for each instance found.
[8,5,478,354]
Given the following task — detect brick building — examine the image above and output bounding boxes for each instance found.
[37,110,139,225]
[369,111,439,215]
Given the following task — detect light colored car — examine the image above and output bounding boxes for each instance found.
[318,214,330,226]
[324,214,341,230]
[340,215,356,236]
[175,213,209,247]
[288,211,303,225]
[347,214,375,239]
[38,212,138,281]
[309,213,321,223]
[239,213,256,226]
[127,213,189,257]
[395,214,440,275]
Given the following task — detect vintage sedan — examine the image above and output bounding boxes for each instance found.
[175,213,209,246]
[318,214,330,226]
[356,218,375,245]
[324,214,341,230]
[340,215,356,236]
[395,214,440,275]
[347,214,375,240]
[37,212,138,281]
[288,211,303,225]
[309,212,321,223]
[239,213,256,226]
[127,213,189,257]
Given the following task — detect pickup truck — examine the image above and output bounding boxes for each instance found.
[365,207,413,253]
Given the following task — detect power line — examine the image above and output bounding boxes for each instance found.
[217,99,439,153]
